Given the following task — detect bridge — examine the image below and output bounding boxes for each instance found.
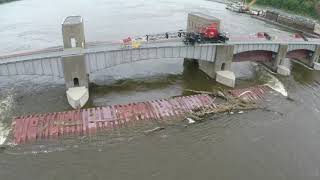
[1,13,320,108]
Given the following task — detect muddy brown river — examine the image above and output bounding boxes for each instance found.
[1,0,320,179]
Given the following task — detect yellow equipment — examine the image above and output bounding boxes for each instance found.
[132,40,141,48]
[244,0,256,11]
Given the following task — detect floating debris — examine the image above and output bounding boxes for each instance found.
[186,118,196,124]
[143,127,165,135]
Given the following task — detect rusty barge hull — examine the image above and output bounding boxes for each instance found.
[11,85,270,144]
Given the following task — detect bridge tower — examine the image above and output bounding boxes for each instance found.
[61,16,89,109]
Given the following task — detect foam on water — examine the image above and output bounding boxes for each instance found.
[264,73,288,97]
[0,90,14,145]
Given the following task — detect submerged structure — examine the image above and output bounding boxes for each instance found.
[11,85,270,145]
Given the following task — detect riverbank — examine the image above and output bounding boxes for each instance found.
[253,9,320,37]
[256,0,320,19]
[220,0,320,37]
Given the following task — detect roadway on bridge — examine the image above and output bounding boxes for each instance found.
[1,32,320,65]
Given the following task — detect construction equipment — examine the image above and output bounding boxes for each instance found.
[226,0,256,13]
[122,37,141,48]
[132,40,141,48]
[244,0,256,11]
[183,23,229,45]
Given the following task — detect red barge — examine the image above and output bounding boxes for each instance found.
[11,85,270,145]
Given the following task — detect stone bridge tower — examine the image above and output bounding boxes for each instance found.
[61,16,89,109]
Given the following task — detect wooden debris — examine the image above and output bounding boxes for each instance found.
[184,91,259,122]
[143,127,165,135]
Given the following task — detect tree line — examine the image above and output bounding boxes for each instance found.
[256,0,320,18]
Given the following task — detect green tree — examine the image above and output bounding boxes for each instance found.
[256,0,320,18]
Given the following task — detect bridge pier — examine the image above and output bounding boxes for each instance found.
[62,16,89,109]
[198,45,236,87]
[312,45,320,70]
[275,44,291,76]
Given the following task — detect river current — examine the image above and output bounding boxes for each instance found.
[1,0,320,179]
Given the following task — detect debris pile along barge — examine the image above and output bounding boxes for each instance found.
[11,85,271,145]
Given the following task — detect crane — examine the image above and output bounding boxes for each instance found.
[244,0,256,11]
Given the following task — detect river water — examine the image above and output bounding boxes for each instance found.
[1,0,320,179]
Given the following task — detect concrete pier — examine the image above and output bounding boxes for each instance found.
[277,65,291,76]
[312,45,320,70]
[62,16,89,109]
[216,71,236,87]
[274,44,288,71]
[198,45,235,87]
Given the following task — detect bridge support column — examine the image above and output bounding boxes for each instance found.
[274,44,290,76]
[198,45,235,87]
[62,16,89,109]
[277,64,291,76]
[312,45,320,70]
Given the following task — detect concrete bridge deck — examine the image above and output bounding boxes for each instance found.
[0,34,319,77]
[1,13,320,108]
[1,34,319,61]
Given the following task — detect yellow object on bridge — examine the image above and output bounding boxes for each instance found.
[132,41,141,48]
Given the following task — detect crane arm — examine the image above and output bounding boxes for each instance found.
[244,0,256,11]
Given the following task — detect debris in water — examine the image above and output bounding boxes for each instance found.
[265,74,288,97]
[217,91,227,99]
[238,111,244,114]
[143,127,165,135]
[237,91,253,98]
[286,96,295,102]
[186,117,196,124]
[0,145,6,153]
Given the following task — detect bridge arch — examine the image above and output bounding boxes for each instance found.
[233,50,276,63]
[286,49,313,61]
[0,45,218,77]
[0,56,64,78]
[287,44,316,52]
[85,45,217,74]
[233,43,279,55]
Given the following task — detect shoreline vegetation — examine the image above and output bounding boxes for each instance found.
[0,0,19,4]
[210,0,320,19]
[255,0,320,19]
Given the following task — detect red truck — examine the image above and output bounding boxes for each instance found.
[183,23,229,45]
